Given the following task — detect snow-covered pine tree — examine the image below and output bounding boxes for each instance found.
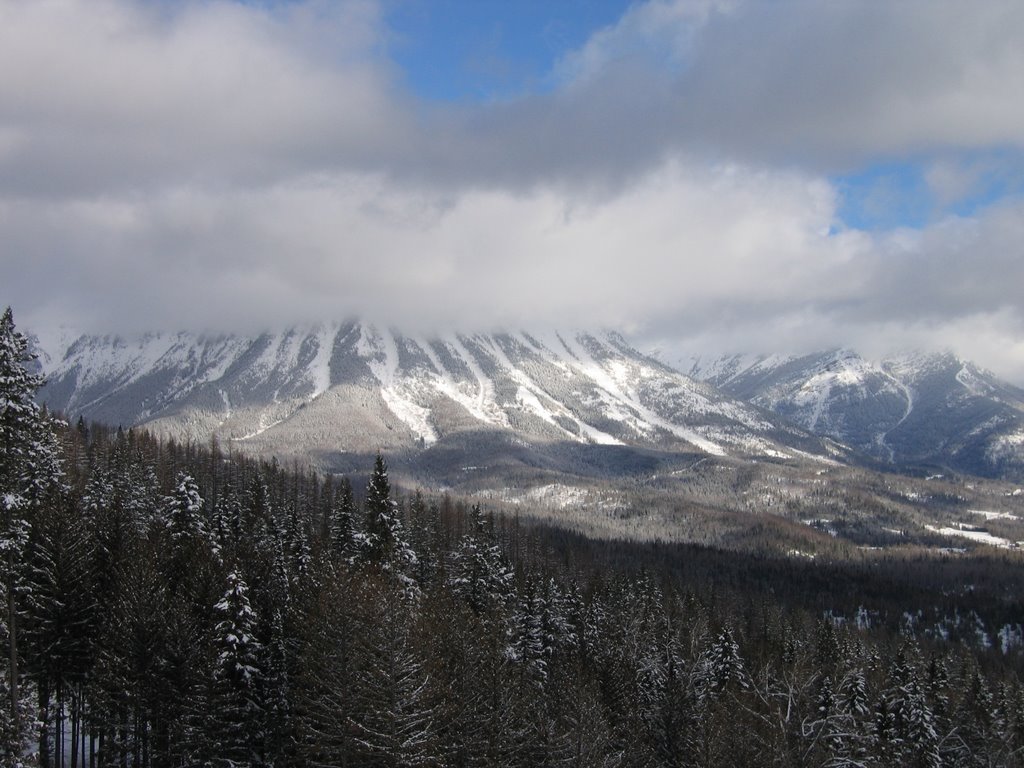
[637,627,691,767]
[244,474,273,544]
[210,570,263,767]
[449,505,512,617]
[89,545,167,768]
[330,477,357,564]
[359,454,416,576]
[284,503,312,586]
[111,440,160,534]
[347,578,437,767]
[405,490,441,586]
[510,579,548,683]
[164,473,207,543]
[705,627,747,698]
[0,307,63,758]
[209,493,239,561]
[294,577,358,765]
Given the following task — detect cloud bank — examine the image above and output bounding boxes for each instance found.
[2,0,1024,382]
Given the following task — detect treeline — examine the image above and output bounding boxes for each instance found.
[1,309,1023,767]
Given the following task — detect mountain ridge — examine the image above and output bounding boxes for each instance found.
[35,323,837,483]
[686,348,1024,479]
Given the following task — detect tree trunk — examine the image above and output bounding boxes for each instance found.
[6,548,19,741]
[39,680,51,768]
[141,711,148,768]
[71,691,79,768]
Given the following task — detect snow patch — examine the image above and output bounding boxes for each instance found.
[306,322,338,400]
[359,325,438,444]
[555,333,725,455]
[925,524,1015,549]
[218,390,232,426]
[968,509,1020,521]
[232,413,286,442]
[445,335,509,429]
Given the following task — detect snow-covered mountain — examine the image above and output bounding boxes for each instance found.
[36,324,834,480]
[687,350,1024,479]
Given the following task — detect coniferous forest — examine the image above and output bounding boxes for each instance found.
[3,308,1024,768]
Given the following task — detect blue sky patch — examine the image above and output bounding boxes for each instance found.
[835,151,1024,231]
[384,0,630,102]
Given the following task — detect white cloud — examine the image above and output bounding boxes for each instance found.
[0,0,407,195]
[548,0,1024,169]
[3,0,1024,385]
[7,160,848,330]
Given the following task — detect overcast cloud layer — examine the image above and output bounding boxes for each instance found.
[2,0,1024,383]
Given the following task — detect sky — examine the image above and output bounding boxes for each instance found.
[2,0,1024,382]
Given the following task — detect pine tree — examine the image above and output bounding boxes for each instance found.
[210,492,242,561]
[348,579,437,767]
[211,570,263,767]
[705,628,746,698]
[295,577,358,766]
[284,503,312,586]
[90,544,167,768]
[330,477,357,564]
[0,307,63,757]
[406,490,441,586]
[449,505,512,617]
[359,454,416,575]
[165,473,207,543]
[244,474,273,544]
[262,608,293,767]
[24,497,96,768]
[638,629,691,767]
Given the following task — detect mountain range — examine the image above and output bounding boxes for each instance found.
[32,325,1024,485]
[687,349,1024,480]
[34,324,835,487]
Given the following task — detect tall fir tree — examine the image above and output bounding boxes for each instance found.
[330,476,357,564]
[449,505,512,617]
[0,307,63,759]
[359,454,416,575]
[165,472,207,543]
[24,497,96,767]
[211,570,263,767]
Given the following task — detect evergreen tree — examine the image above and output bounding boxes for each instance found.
[210,491,242,560]
[704,627,746,698]
[330,477,357,564]
[24,497,96,767]
[262,608,293,767]
[348,578,436,767]
[90,543,166,768]
[165,472,207,543]
[211,570,263,767]
[406,490,441,586]
[295,577,358,766]
[359,454,416,575]
[449,505,512,617]
[0,307,62,757]
[284,503,312,586]
[638,629,691,767]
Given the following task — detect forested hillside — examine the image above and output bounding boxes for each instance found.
[3,308,1024,767]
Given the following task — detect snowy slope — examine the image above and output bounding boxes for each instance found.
[687,350,1024,479]
[37,323,832,472]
